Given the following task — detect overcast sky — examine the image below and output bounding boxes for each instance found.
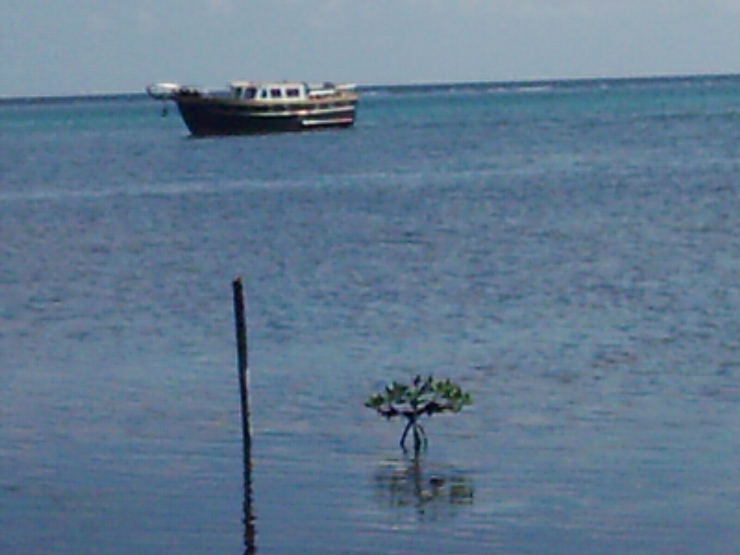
[3,0,740,97]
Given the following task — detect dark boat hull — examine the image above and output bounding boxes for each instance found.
[174,96,357,136]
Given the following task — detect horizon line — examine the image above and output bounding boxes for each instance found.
[1,71,739,102]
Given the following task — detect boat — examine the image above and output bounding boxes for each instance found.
[146,80,359,136]
[146,82,182,100]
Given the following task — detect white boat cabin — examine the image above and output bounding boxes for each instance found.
[229,81,346,102]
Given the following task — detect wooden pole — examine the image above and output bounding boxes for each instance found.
[232,278,256,554]
[233,278,250,443]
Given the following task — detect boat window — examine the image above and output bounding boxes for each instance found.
[244,87,257,99]
[233,87,243,98]
[260,89,268,99]
[270,88,283,98]
[286,88,300,98]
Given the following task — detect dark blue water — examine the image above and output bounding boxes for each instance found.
[3,76,740,554]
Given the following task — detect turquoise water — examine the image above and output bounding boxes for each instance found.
[2,76,740,554]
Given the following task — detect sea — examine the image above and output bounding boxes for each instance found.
[2,74,740,554]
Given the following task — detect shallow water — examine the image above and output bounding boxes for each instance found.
[2,76,740,554]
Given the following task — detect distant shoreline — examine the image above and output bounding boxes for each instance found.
[2,72,739,103]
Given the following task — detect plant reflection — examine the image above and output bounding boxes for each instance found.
[373,455,474,518]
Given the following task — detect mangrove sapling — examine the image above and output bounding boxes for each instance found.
[365,375,472,454]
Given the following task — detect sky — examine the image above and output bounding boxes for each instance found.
[3,0,740,97]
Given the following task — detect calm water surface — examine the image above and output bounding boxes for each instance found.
[2,76,740,554]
